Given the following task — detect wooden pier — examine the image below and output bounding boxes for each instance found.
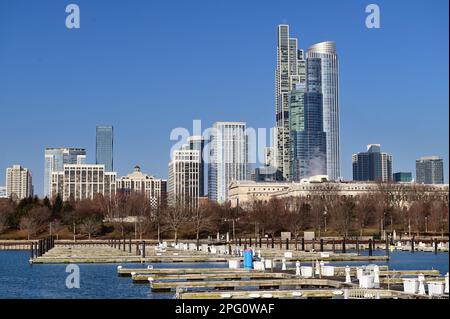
[150,277,354,292]
[175,288,416,299]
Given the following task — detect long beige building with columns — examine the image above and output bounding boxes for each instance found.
[228,175,449,208]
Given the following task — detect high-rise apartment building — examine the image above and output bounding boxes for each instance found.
[416,156,444,184]
[44,148,86,198]
[188,136,205,197]
[275,25,306,181]
[307,41,340,180]
[168,148,200,209]
[51,164,116,201]
[6,165,33,200]
[117,165,167,208]
[96,125,114,172]
[352,144,393,182]
[208,122,248,203]
[289,57,327,181]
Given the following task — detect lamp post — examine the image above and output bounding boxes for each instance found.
[323,211,328,233]
[425,216,428,234]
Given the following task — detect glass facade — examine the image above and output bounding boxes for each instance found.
[289,58,327,181]
[275,25,306,181]
[352,144,393,182]
[307,42,340,181]
[393,172,412,183]
[188,136,205,197]
[96,125,114,172]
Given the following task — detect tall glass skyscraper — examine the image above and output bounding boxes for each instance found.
[96,125,114,172]
[275,25,306,181]
[44,148,86,197]
[208,122,248,203]
[289,58,327,181]
[307,41,340,181]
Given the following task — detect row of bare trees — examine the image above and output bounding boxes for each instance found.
[0,184,448,239]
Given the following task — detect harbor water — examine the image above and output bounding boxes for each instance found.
[0,250,448,299]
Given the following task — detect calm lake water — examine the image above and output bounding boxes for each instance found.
[0,250,448,299]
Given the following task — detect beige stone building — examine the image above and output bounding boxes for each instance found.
[228,175,449,208]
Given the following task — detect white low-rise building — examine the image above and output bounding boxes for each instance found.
[51,164,116,201]
[116,165,167,207]
[228,175,449,208]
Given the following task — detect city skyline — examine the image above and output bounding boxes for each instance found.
[0,0,448,196]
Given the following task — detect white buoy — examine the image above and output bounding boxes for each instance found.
[345,266,351,283]
[445,273,449,294]
[117,265,122,270]
[418,274,426,295]
[282,258,287,271]
[373,265,380,289]
[295,261,301,276]
[147,265,153,269]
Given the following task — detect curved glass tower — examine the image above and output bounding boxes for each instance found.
[307,41,340,180]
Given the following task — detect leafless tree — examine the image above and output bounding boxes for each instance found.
[330,196,356,237]
[283,196,311,239]
[80,216,102,239]
[355,194,377,236]
[0,200,15,234]
[19,206,51,239]
[191,203,214,248]
[164,204,190,243]
[50,220,65,240]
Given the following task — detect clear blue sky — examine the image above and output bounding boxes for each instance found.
[0,0,448,196]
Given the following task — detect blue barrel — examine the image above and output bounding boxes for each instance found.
[243,249,253,269]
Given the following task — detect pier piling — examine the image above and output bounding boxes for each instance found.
[385,237,389,256]
[369,239,373,256]
[320,239,324,252]
[342,238,346,253]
